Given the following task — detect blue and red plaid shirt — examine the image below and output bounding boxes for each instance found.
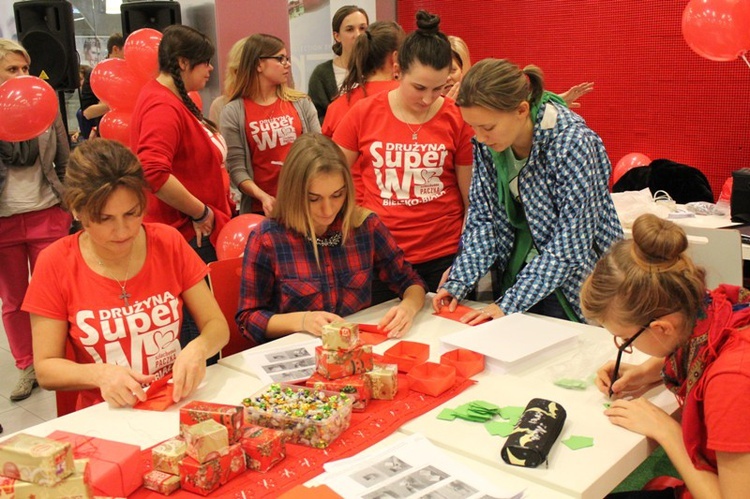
[237,212,426,343]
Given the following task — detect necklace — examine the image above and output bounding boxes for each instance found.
[306,231,343,247]
[396,99,434,142]
[95,249,134,307]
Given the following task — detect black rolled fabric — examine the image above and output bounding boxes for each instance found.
[501,398,567,468]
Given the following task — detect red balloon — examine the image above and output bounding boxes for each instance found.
[90,58,147,112]
[124,28,163,80]
[0,75,58,141]
[188,91,202,111]
[99,110,132,147]
[682,0,750,61]
[613,153,651,184]
[216,214,265,260]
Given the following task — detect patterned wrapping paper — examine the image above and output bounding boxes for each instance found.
[183,420,229,464]
[0,433,75,486]
[178,443,246,495]
[321,321,360,351]
[0,458,92,499]
[143,469,181,496]
[151,438,186,475]
[305,372,372,412]
[239,425,286,472]
[315,344,373,380]
[365,363,399,400]
[179,401,244,444]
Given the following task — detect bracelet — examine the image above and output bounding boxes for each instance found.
[301,311,310,332]
[191,204,210,223]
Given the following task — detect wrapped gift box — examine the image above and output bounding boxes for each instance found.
[151,437,186,475]
[440,348,485,378]
[179,443,245,496]
[0,458,91,498]
[242,383,354,448]
[365,363,399,400]
[143,469,181,495]
[179,401,244,444]
[0,433,75,486]
[382,340,429,373]
[305,372,372,412]
[315,344,373,380]
[47,431,142,498]
[406,362,456,397]
[321,321,359,351]
[218,443,246,485]
[239,424,286,472]
[183,419,229,464]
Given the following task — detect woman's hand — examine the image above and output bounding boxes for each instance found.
[432,288,458,313]
[461,303,504,325]
[260,194,276,217]
[444,81,460,101]
[171,341,208,402]
[595,359,663,399]
[97,364,155,408]
[559,82,594,108]
[379,303,417,338]
[302,311,343,336]
[604,398,681,442]
[192,206,215,248]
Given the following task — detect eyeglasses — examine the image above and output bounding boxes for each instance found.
[259,55,291,65]
[609,322,650,398]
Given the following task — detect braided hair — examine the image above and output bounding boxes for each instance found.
[158,25,218,133]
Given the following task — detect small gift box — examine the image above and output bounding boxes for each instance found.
[406,362,456,397]
[47,431,142,498]
[151,437,186,475]
[382,341,429,373]
[178,457,220,496]
[239,424,286,472]
[305,372,372,412]
[143,469,181,496]
[365,363,398,400]
[315,344,373,380]
[440,348,485,378]
[0,433,75,486]
[0,458,91,498]
[183,419,229,464]
[321,321,360,351]
[218,443,246,485]
[180,401,244,444]
[133,374,175,412]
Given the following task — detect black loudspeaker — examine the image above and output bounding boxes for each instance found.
[13,0,79,91]
[121,1,181,37]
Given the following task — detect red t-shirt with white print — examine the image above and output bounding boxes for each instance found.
[333,91,474,264]
[22,223,207,410]
[243,98,302,213]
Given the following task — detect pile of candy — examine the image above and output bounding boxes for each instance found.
[241,383,354,448]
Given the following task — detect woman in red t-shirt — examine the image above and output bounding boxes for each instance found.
[333,11,474,302]
[220,34,320,216]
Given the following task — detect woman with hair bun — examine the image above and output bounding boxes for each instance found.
[580,213,750,498]
[434,58,621,322]
[308,5,369,123]
[131,25,233,347]
[334,10,474,303]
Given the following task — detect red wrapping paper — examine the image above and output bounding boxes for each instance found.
[382,341,430,373]
[178,443,246,496]
[433,304,490,324]
[239,425,285,472]
[315,344,374,380]
[305,372,372,412]
[440,348,485,378]
[47,431,142,497]
[134,374,176,412]
[143,469,180,495]
[406,362,457,397]
[179,401,244,444]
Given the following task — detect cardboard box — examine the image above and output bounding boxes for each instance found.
[315,344,373,380]
[365,363,399,400]
[0,433,75,486]
[143,469,180,495]
[239,424,286,472]
[179,401,244,444]
[151,437,186,475]
[0,458,91,498]
[183,419,229,464]
[321,321,360,351]
[47,430,142,497]
[305,372,372,412]
[178,443,245,495]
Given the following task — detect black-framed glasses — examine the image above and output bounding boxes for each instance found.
[609,322,650,398]
[259,55,291,65]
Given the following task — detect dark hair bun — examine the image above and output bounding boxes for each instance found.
[415,10,440,34]
[631,213,688,265]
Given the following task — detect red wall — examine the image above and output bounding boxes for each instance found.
[397,1,750,199]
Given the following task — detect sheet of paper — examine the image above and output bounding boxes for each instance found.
[240,338,320,384]
[440,313,580,371]
[317,433,524,499]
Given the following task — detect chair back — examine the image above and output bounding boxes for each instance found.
[208,257,256,357]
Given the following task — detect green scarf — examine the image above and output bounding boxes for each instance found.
[489,91,578,321]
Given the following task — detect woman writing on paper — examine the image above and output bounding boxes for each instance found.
[23,139,228,410]
[581,214,750,498]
